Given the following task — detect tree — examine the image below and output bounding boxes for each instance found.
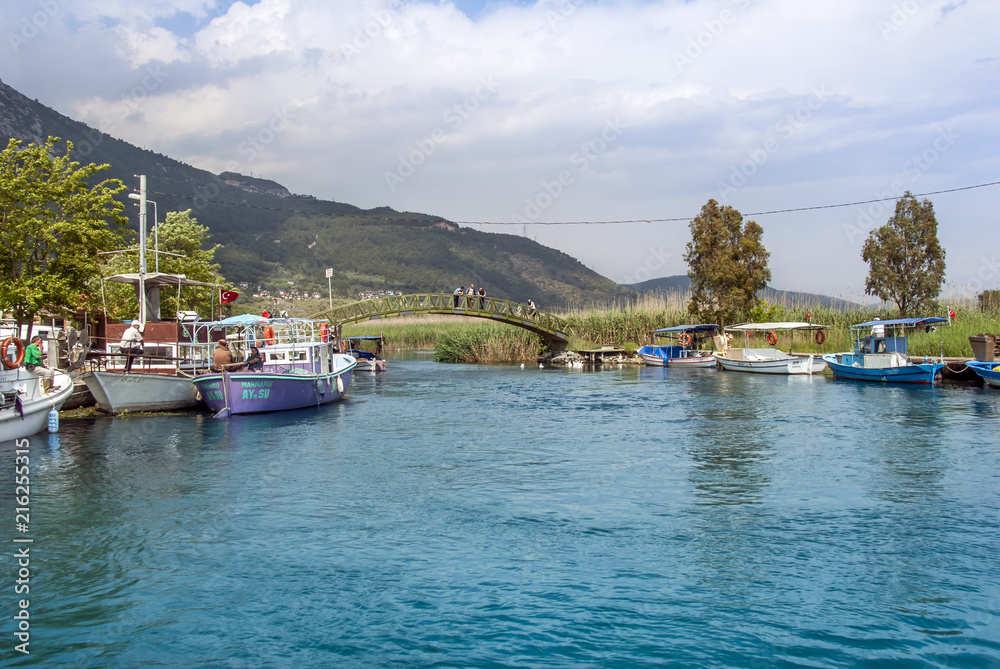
[683,199,771,326]
[95,209,228,320]
[0,137,127,336]
[861,192,946,317]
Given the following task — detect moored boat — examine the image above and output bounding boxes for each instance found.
[637,324,718,368]
[192,316,357,417]
[715,322,828,375]
[964,361,1000,388]
[822,317,947,384]
[343,335,387,372]
[1,368,75,443]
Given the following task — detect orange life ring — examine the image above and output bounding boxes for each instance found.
[766,331,778,346]
[320,322,329,343]
[747,332,754,339]
[678,332,693,346]
[264,325,275,346]
[1,337,25,370]
[814,330,826,345]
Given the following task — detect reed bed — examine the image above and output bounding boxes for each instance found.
[433,324,546,363]
[342,316,481,351]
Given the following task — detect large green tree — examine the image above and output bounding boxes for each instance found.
[683,199,771,326]
[0,137,127,336]
[95,209,228,320]
[861,192,946,317]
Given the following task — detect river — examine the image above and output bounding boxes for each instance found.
[3,355,1000,667]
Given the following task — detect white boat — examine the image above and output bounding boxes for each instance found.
[715,322,828,375]
[1,368,74,443]
[343,335,387,372]
[84,370,201,413]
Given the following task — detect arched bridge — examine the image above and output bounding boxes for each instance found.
[316,293,597,350]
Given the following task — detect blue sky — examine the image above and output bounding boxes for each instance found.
[3,0,999,301]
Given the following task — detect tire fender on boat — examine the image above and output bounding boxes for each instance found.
[1,337,25,370]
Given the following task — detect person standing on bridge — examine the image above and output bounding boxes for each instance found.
[527,299,536,316]
[477,286,486,309]
[454,286,464,308]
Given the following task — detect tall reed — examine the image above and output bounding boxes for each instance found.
[433,324,546,363]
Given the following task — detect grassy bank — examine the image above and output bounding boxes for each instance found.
[433,324,546,363]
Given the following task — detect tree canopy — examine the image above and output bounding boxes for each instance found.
[861,192,946,317]
[0,137,127,332]
[683,199,771,326]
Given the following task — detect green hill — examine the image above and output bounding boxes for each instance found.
[628,276,863,311]
[0,78,631,307]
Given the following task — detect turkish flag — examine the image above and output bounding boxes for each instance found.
[220,290,239,304]
[261,309,271,319]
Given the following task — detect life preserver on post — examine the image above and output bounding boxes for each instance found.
[814,330,826,345]
[1,337,25,370]
[678,332,693,347]
[766,331,778,346]
[264,325,275,346]
[320,322,329,343]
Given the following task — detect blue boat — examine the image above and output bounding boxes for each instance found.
[637,324,719,368]
[822,317,947,384]
[967,360,1000,389]
[343,335,387,372]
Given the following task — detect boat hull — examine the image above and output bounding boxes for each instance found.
[637,346,716,368]
[0,371,74,443]
[716,349,825,375]
[194,366,356,415]
[83,371,201,414]
[968,361,1000,388]
[822,354,944,384]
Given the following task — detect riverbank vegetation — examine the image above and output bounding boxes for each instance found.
[346,293,999,362]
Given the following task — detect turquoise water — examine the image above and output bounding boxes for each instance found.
[3,356,1000,667]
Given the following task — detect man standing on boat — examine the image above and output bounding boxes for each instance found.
[119,322,143,373]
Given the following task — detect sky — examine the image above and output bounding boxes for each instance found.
[3,0,999,302]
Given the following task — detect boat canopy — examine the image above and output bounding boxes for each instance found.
[344,335,384,341]
[851,317,948,328]
[726,321,827,331]
[215,314,270,326]
[104,272,217,287]
[654,324,719,335]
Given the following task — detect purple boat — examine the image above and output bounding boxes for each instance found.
[192,316,357,417]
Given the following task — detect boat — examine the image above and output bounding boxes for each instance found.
[1,367,75,443]
[637,324,718,368]
[192,316,357,417]
[821,317,947,384]
[81,272,218,414]
[715,322,828,375]
[343,335,387,372]
[967,361,1000,388]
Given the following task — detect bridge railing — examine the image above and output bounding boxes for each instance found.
[321,293,581,343]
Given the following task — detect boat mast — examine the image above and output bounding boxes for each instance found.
[136,175,148,324]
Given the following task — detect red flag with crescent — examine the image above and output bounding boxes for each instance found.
[220,289,239,304]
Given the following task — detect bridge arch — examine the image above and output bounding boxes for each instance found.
[315,293,596,350]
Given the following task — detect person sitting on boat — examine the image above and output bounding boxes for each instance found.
[245,346,264,372]
[23,336,55,384]
[119,321,144,373]
[211,340,244,372]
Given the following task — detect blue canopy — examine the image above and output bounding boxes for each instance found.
[654,324,719,335]
[852,317,948,328]
[216,314,269,326]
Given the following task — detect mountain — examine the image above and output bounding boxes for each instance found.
[628,276,863,310]
[0,78,632,307]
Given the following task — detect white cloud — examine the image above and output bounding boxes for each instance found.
[5,0,1000,296]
